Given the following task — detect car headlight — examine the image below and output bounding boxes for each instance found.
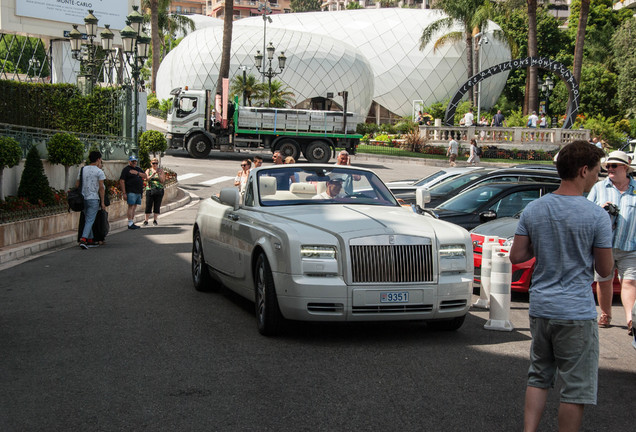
[439,244,466,258]
[301,245,338,276]
[439,244,467,272]
[301,246,337,259]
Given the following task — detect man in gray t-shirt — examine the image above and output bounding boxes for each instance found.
[510,141,613,431]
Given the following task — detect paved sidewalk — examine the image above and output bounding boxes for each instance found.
[0,188,195,271]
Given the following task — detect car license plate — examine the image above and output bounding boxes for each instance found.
[380,291,409,303]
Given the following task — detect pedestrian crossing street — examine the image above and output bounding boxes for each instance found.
[177,173,235,186]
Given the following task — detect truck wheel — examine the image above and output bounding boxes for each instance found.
[187,135,211,158]
[275,139,300,161]
[304,140,331,163]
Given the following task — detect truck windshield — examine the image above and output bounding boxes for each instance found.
[257,166,399,207]
[177,97,197,118]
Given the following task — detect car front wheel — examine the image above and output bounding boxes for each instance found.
[254,253,283,336]
[192,230,216,291]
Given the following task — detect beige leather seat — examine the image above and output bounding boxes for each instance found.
[259,176,277,196]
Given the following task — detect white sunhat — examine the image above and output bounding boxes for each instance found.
[602,150,634,174]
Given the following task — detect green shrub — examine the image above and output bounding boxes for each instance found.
[46,133,85,190]
[394,120,416,134]
[18,146,55,206]
[356,122,379,135]
[138,130,168,170]
[583,115,627,148]
[0,136,23,201]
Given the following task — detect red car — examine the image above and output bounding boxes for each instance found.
[470,217,621,294]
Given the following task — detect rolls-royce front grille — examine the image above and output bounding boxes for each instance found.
[350,244,434,283]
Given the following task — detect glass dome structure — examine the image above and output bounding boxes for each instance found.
[156,9,511,118]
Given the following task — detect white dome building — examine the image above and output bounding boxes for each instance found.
[156,9,511,120]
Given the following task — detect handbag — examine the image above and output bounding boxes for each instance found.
[93,210,109,240]
[67,167,85,212]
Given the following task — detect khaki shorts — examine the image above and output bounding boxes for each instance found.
[449,153,457,162]
[527,317,599,405]
[594,248,636,282]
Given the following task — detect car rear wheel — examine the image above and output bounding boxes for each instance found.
[427,315,466,331]
[192,230,217,291]
[254,253,283,336]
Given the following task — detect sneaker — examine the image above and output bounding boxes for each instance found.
[128,224,140,230]
[79,238,88,250]
[598,313,611,328]
[153,220,158,226]
[86,239,100,248]
[143,221,148,226]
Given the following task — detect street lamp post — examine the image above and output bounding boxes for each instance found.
[538,76,554,123]
[257,2,273,85]
[67,10,113,95]
[120,5,151,154]
[475,34,488,122]
[254,42,286,107]
[239,65,249,105]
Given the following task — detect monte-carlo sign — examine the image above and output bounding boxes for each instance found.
[445,57,581,130]
[16,0,130,30]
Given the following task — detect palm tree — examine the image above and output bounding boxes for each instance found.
[525,0,539,115]
[419,0,488,103]
[142,0,194,93]
[259,80,295,108]
[216,1,233,100]
[572,0,591,97]
[230,74,264,106]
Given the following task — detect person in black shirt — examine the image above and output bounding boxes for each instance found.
[119,155,147,230]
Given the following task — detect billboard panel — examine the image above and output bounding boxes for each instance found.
[16,0,130,30]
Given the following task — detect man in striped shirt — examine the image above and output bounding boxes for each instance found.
[588,150,636,336]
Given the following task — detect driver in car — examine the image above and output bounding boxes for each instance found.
[313,179,346,199]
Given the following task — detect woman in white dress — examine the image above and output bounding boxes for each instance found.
[234,159,251,193]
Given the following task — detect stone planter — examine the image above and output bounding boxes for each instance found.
[0,183,178,248]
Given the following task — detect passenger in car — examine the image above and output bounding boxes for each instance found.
[313,179,346,199]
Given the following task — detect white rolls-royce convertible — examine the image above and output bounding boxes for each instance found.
[192,164,474,335]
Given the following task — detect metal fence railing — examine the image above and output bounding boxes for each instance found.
[0,122,135,161]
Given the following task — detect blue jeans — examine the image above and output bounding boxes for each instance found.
[82,199,100,240]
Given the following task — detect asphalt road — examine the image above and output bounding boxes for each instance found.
[1,152,634,431]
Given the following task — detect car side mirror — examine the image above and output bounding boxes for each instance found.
[219,187,240,210]
[415,188,431,208]
[479,210,497,223]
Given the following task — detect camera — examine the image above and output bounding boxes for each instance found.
[604,203,619,217]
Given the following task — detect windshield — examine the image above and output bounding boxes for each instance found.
[413,170,448,187]
[437,184,508,213]
[257,166,399,207]
[427,171,489,196]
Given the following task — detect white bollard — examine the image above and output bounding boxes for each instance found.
[473,236,499,309]
[484,248,514,332]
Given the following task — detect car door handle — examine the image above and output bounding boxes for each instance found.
[228,214,239,221]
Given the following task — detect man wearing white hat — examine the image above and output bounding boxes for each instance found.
[588,150,636,336]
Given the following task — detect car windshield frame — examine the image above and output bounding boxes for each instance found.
[256,166,400,207]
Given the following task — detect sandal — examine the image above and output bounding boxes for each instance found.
[598,313,611,328]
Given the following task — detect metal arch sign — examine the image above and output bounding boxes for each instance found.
[444,57,580,129]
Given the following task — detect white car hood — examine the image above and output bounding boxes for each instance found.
[261,204,466,240]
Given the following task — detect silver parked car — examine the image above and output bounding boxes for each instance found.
[192,164,474,335]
